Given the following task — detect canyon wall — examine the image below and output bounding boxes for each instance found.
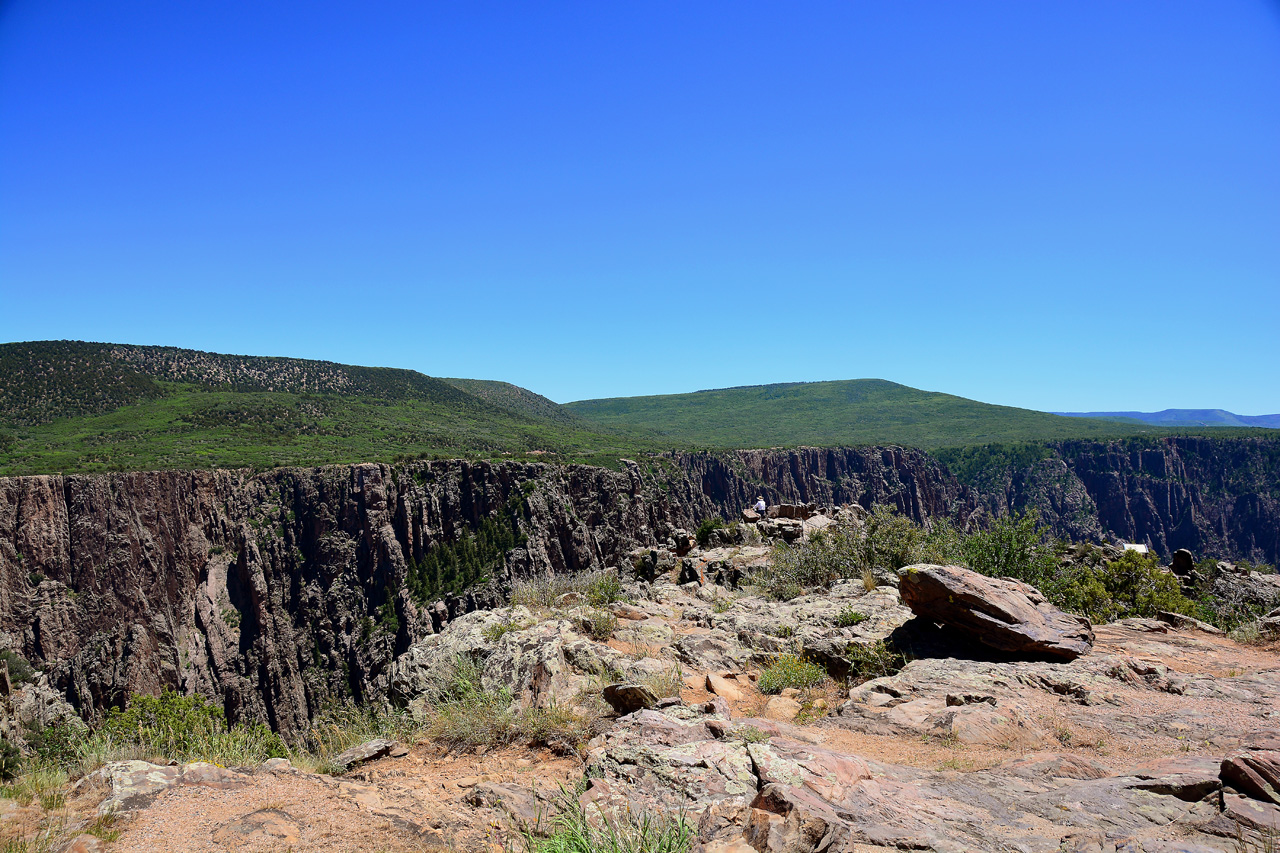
[975,437,1280,565]
[0,448,948,734]
[0,439,1275,734]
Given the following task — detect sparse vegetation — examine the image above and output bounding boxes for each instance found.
[833,607,866,627]
[728,725,770,744]
[510,570,629,611]
[520,787,696,853]
[296,703,419,775]
[581,608,619,641]
[845,640,908,683]
[637,664,685,700]
[695,516,726,548]
[482,615,534,644]
[757,654,829,695]
[0,649,35,685]
[420,656,597,755]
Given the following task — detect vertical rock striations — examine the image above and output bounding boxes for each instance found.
[974,437,1280,564]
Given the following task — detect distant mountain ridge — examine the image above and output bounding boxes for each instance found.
[0,340,655,475]
[1056,409,1280,428]
[0,340,476,426]
[2,340,1277,476]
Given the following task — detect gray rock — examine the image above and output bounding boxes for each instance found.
[332,738,396,771]
[898,563,1094,660]
[601,683,658,715]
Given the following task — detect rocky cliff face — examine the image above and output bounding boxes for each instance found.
[0,440,1275,735]
[671,446,964,523]
[976,437,1280,564]
[0,448,951,734]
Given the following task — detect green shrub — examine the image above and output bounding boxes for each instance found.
[586,573,626,607]
[582,609,618,641]
[860,505,929,571]
[695,516,726,548]
[846,640,907,683]
[759,505,960,601]
[757,654,828,695]
[1079,550,1195,622]
[100,688,287,766]
[954,512,1198,624]
[759,521,862,600]
[0,650,35,685]
[961,511,1056,590]
[0,741,19,781]
[23,721,84,769]
[833,607,866,628]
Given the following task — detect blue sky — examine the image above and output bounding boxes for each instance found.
[2,1,1277,412]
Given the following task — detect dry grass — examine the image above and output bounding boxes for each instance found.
[510,571,628,612]
[637,664,684,699]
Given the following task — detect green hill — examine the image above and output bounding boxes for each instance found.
[4,343,1268,478]
[0,341,659,475]
[441,378,586,425]
[564,379,1175,450]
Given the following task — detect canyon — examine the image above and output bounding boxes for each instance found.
[0,437,1276,733]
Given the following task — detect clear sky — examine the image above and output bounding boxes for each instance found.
[2,2,1277,412]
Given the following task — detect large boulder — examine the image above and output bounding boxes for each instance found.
[1221,732,1280,805]
[1170,548,1195,576]
[897,564,1093,661]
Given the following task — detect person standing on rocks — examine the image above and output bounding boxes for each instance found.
[754,495,767,513]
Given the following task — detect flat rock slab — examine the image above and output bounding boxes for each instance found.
[211,808,302,846]
[898,563,1094,660]
[332,738,396,770]
[96,761,249,815]
[602,683,658,715]
[706,673,744,702]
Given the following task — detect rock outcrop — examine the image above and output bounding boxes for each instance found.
[898,563,1095,660]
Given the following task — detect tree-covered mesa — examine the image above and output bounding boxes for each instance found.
[760,506,1256,630]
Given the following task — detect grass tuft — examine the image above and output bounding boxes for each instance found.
[520,787,695,853]
[757,654,828,695]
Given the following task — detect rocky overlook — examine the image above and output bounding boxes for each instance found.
[0,447,954,735]
[11,554,1280,852]
[1,440,1278,740]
